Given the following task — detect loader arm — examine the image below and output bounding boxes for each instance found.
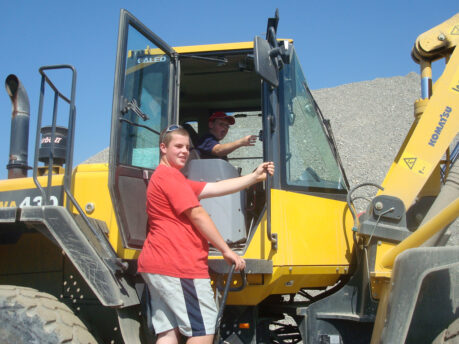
[366,13,459,344]
[412,13,459,62]
[379,13,459,208]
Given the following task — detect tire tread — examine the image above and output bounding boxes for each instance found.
[0,285,97,344]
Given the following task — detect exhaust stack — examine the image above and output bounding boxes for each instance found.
[5,75,30,179]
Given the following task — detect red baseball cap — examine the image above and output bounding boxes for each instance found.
[209,111,235,125]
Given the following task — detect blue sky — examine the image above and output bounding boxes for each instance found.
[0,1,457,180]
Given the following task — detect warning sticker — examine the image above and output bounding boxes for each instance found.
[403,157,417,169]
[400,152,431,176]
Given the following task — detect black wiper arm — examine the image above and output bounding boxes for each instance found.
[122,97,149,121]
[181,55,228,65]
[119,118,160,135]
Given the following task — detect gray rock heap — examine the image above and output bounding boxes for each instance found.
[312,72,457,245]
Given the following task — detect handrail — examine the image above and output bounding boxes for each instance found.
[33,65,77,206]
[32,65,119,262]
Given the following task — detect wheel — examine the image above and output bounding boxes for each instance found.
[0,285,97,344]
[432,318,459,344]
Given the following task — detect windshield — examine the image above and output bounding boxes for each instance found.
[280,49,347,191]
[118,26,170,169]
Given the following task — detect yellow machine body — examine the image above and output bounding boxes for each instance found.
[0,9,457,344]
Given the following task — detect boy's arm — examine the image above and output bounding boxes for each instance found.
[211,135,257,157]
[184,206,245,271]
[199,161,274,199]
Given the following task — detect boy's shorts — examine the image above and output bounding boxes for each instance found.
[141,273,217,337]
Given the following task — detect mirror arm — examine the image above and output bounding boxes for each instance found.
[267,26,277,48]
[269,47,281,58]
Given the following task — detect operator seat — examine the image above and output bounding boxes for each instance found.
[182,123,200,160]
[182,159,247,244]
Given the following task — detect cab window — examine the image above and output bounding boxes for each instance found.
[280,49,347,191]
[119,26,170,169]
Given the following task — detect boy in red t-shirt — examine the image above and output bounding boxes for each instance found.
[138,124,274,344]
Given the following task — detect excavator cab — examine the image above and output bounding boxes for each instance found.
[109,10,349,255]
[107,11,356,342]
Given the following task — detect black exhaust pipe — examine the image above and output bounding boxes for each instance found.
[5,75,30,179]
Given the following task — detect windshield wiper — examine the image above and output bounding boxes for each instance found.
[119,118,160,135]
[181,55,228,65]
[122,97,149,121]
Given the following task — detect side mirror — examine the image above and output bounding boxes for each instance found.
[254,36,279,87]
[254,9,292,88]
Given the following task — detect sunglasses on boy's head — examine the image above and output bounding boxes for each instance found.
[165,124,182,133]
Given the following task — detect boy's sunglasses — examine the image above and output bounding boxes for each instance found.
[165,124,183,133]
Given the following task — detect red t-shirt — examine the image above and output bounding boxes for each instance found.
[137,164,208,278]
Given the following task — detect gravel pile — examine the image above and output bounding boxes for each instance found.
[312,72,457,245]
[84,147,109,164]
[312,72,420,188]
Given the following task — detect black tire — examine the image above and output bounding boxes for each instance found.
[0,285,97,344]
[432,318,459,344]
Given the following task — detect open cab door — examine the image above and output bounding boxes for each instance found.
[109,9,178,249]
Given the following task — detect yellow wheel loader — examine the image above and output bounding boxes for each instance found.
[0,9,457,344]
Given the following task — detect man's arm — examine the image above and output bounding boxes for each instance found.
[211,135,257,157]
[184,206,245,271]
[199,162,274,199]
